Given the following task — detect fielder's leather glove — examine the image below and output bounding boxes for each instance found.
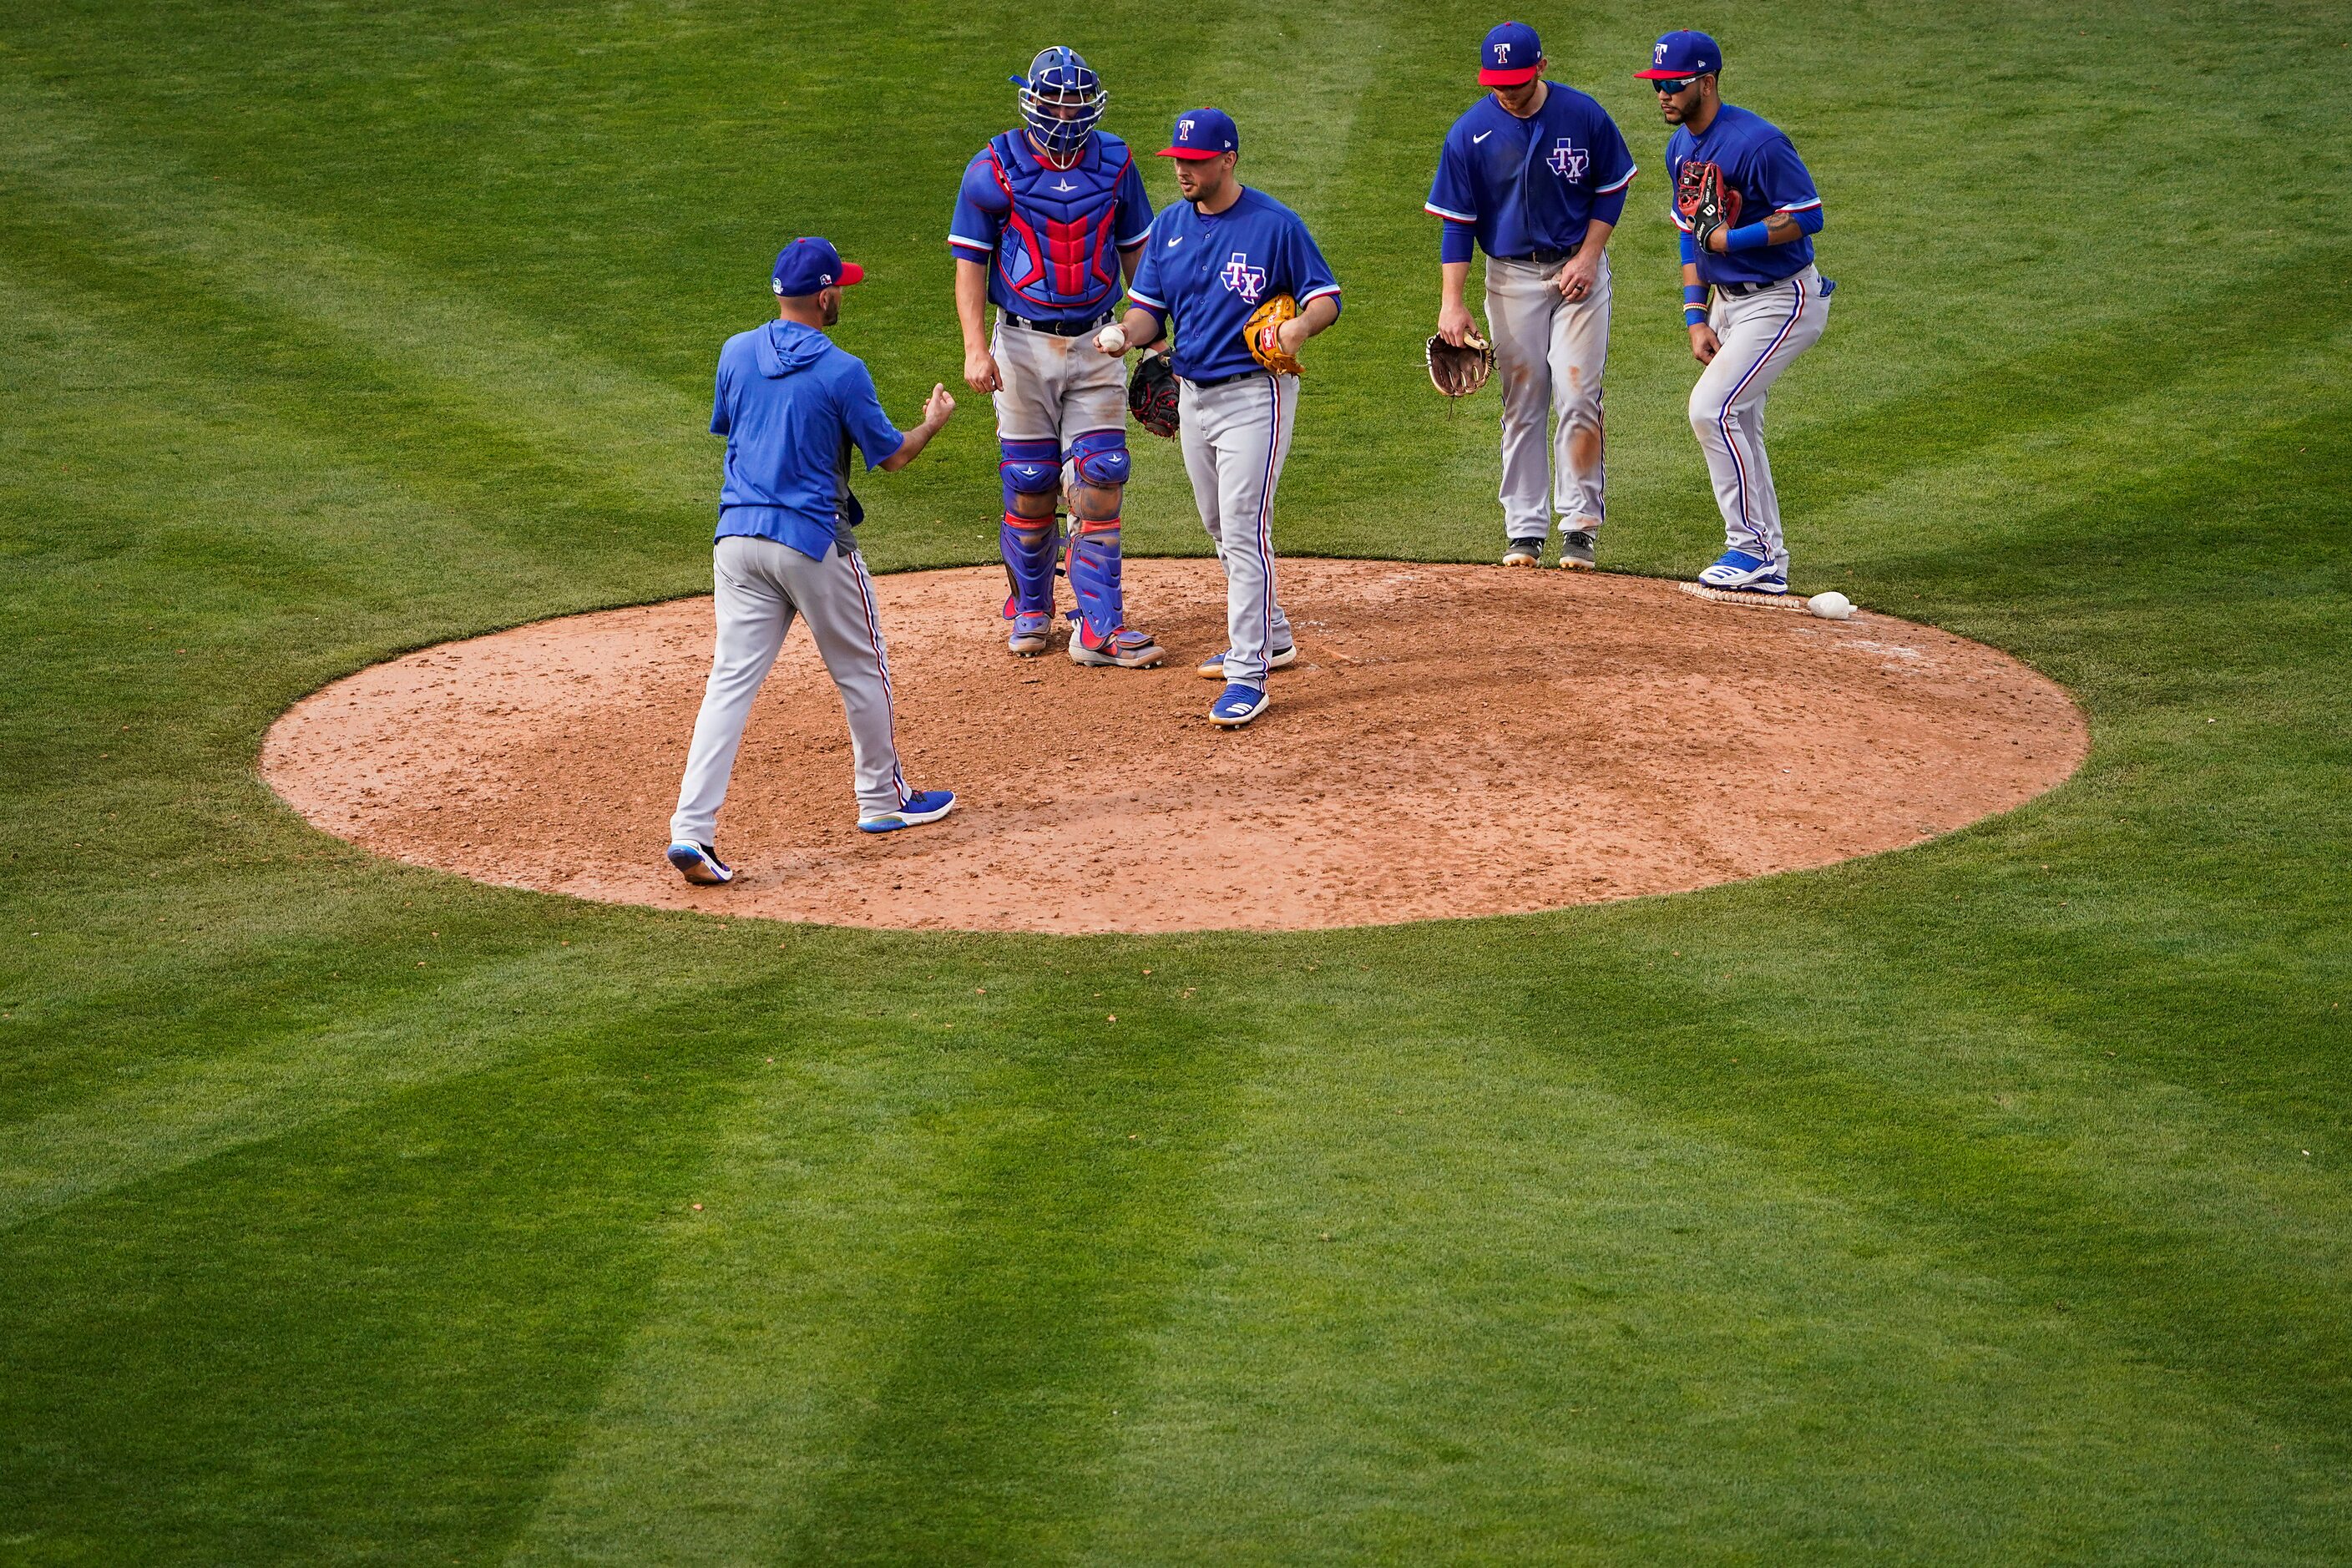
[1243,294,1305,377]
[1676,159,1742,254]
[1127,352,1180,438]
[1425,333,1495,397]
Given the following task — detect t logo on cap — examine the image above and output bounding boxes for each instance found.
[1479,21,1543,86]
[1636,29,1722,82]
[1158,107,1239,159]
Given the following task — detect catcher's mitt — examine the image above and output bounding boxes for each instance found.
[1243,294,1304,377]
[1675,159,1742,254]
[1426,332,1495,397]
[1127,352,1180,438]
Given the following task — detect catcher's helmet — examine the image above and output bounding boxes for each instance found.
[1012,47,1106,162]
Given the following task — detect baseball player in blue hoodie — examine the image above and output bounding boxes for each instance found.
[1640,30,1832,595]
[665,239,959,887]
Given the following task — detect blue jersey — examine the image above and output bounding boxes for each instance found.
[1425,85,1636,263]
[711,321,904,561]
[1125,187,1341,383]
[1667,104,1822,287]
[949,130,1154,322]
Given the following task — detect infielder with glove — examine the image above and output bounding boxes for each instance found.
[1641,30,1833,595]
[1099,108,1341,729]
[950,47,1162,667]
[665,239,958,887]
[1427,20,1636,570]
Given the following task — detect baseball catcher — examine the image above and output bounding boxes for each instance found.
[948,47,1164,667]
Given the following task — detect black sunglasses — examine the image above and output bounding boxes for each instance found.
[1649,75,1702,94]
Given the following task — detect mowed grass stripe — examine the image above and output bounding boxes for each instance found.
[1081,1011,2318,1561]
[0,71,714,524]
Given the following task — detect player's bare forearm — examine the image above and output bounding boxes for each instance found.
[880,384,957,472]
[954,260,1003,392]
[1120,246,1141,287]
[1297,295,1339,339]
[953,260,989,354]
[1437,261,1478,345]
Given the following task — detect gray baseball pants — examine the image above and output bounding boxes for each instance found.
[1486,252,1611,541]
[670,533,907,845]
[1691,264,1830,566]
[1179,370,1297,689]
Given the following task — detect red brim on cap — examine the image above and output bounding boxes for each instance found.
[1156,145,1224,159]
[1479,64,1541,85]
[835,261,866,286]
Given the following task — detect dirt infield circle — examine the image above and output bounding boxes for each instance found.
[261,559,2086,933]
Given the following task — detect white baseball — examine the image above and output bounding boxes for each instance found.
[1095,323,1129,354]
[1807,590,1855,620]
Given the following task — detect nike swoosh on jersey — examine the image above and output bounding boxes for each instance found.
[1473,130,1493,143]
[1166,235,1182,247]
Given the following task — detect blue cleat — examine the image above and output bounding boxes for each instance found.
[665,842,734,885]
[1697,548,1788,594]
[857,789,958,833]
[1208,683,1272,727]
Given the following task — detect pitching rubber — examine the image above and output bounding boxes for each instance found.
[1678,579,1816,614]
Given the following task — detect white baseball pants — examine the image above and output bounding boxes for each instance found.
[991,315,1126,447]
[1486,252,1611,541]
[1179,370,1297,689]
[1690,265,1830,566]
[670,534,908,845]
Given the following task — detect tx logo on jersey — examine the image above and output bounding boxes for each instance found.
[1218,252,1266,303]
[1547,139,1588,180]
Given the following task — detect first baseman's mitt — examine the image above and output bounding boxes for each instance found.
[1243,294,1304,377]
[1426,333,1495,397]
[1127,352,1180,438]
[1675,159,1742,254]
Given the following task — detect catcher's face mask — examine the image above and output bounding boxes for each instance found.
[1014,47,1106,163]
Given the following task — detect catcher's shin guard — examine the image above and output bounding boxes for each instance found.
[1000,512,1058,616]
[1064,515,1164,667]
[1064,516,1125,640]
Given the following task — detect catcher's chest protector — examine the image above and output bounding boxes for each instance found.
[988,132,1129,313]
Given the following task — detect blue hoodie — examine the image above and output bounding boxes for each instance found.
[711,320,906,559]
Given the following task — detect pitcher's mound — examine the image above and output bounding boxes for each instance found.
[261,559,2085,933]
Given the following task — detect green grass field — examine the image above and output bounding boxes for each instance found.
[3,0,2348,1560]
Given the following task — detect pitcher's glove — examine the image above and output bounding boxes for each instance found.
[1244,294,1304,377]
[1676,159,1742,254]
[1127,352,1180,438]
[1426,332,1495,397]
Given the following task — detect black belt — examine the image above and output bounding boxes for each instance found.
[1002,311,1115,338]
[1714,274,1803,297]
[1186,369,1262,389]
[1499,243,1581,266]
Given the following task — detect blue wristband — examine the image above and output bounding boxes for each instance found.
[1683,307,1709,326]
[1726,220,1772,251]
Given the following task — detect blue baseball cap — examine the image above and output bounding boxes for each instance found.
[770,237,865,296]
[1636,29,1722,80]
[1479,21,1543,85]
[1158,106,1238,160]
